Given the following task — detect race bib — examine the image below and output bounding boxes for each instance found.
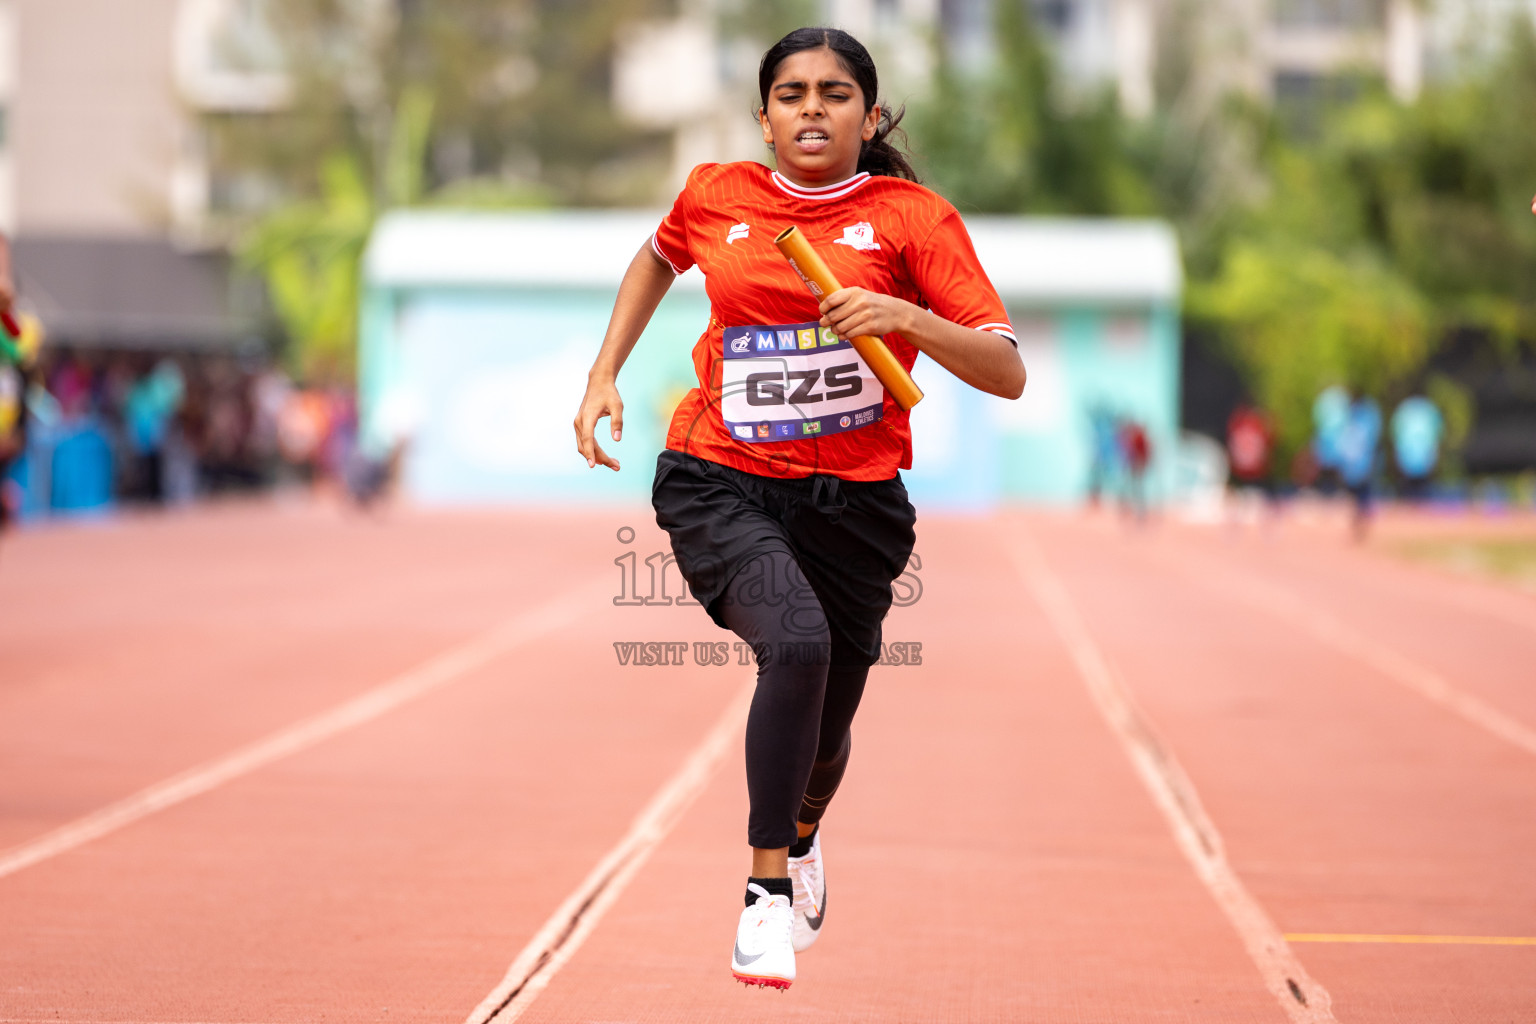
[720,322,885,443]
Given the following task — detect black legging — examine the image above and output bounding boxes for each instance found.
[721,550,869,850]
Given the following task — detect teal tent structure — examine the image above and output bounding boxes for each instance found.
[360,211,1181,508]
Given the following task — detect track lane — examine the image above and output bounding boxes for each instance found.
[0,509,741,1023]
[0,505,629,852]
[6,506,1533,1023]
[516,514,1291,1022]
[1161,520,1536,728]
[1026,514,1536,1022]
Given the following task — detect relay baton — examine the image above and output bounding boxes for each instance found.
[773,226,923,411]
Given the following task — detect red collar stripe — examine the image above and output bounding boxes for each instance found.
[770,171,872,201]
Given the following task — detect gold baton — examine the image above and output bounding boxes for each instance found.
[773,225,924,411]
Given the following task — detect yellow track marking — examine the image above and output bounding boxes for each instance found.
[1285,933,1536,946]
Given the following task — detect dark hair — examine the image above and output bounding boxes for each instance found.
[757,27,918,182]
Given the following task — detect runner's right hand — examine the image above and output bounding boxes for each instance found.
[574,376,624,471]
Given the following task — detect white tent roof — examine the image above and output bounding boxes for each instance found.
[366,210,1181,304]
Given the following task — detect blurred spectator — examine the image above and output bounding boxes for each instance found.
[1311,385,1350,494]
[343,387,420,510]
[11,341,370,514]
[250,367,292,477]
[1086,404,1120,508]
[1226,404,1275,496]
[1337,393,1382,541]
[199,358,256,492]
[1290,445,1319,492]
[1391,394,1444,501]
[0,323,40,529]
[123,360,185,504]
[320,386,358,484]
[279,388,333,482]
[1118,417,1152,522]
[51,353,96,420]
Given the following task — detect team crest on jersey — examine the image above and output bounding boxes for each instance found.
[726,222,750,244]
[833,222,880,251]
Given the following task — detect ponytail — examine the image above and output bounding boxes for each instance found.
[859,103,917,181]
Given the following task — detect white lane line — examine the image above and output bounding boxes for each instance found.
[1010,531,1338,1024]
[0,582,603,882]
[1167,550,1536,760]
[466,676,754,1024]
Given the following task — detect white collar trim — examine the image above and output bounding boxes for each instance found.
[771,170,872,201]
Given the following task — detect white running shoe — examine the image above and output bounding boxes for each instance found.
[787,830,826,952]
[731,882,795,989]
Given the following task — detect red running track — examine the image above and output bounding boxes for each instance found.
[1,501,1533,1023]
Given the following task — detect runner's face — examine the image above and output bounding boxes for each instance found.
[760,48,879,188]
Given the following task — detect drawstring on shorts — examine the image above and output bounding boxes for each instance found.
[810,474,847,523]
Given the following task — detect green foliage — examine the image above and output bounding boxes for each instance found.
[1425,372,1475,458]
[716,0,820,53]
[907,1,1153,215]
[906,4,1536,469]
[238,84,434,380]
[1191,241,1431,456]
[222,0,673,379]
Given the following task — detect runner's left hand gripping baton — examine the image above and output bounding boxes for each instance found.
[774,226,924,411]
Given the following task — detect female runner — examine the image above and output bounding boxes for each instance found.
[573,26,1025,989]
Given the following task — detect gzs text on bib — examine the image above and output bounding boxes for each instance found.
[719,322,885,443]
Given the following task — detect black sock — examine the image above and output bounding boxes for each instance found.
[787,825,817,859]
[746,876,793,907]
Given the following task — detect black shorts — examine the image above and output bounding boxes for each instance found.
[651,449,917,666]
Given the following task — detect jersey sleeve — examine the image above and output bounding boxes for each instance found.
[907,210,1016,344]
[651,164,710,275]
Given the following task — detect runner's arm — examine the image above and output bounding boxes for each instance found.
[574,240,676,470]
[818,288,1026,400]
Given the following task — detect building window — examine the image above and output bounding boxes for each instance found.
[1273,70,1370,135]
[1033,0,1075,32]
[1272,0,1386,30]
[940,0,988,41]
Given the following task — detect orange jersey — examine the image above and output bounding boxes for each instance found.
[651,162,1015,482]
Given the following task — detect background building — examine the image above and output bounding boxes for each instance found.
[0,0,278,350]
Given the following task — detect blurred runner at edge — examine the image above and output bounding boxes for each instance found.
[1338,392,1382,541]
[1227,404,1275,502]
[1390,394,1443,502]
[0,232,28,532]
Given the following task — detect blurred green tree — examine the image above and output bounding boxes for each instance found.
[908,0,1153,216]
[1192,16,1536,463]
[217,0,679,378]
[908,4,1536,473]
